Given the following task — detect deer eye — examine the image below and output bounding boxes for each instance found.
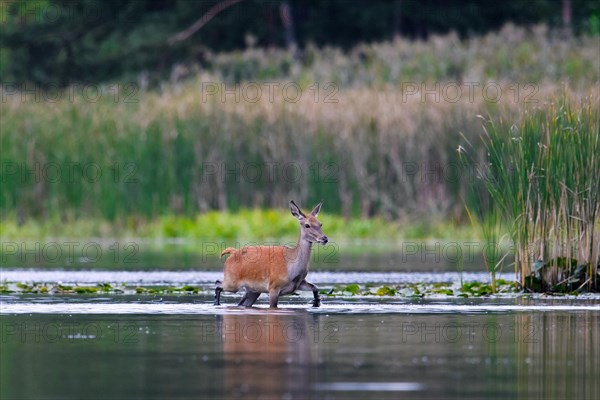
[304,224,310,228]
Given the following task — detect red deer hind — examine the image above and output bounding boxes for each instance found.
[215,201,328,308]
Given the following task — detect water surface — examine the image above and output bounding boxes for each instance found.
[1,269,598,399]
[1,301,599,399]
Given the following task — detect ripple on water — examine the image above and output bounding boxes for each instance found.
[1,301,598,315]
[314,382,425,391]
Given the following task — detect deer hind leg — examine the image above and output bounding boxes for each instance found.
[238,290,260,307]
[298,280,321,307]
[268,289,281,308]
[214,280,223,306]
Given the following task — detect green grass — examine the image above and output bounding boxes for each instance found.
[0,209,482,242]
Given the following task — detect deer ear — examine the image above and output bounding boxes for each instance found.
[290,200,306,220]
[310,201,323,217]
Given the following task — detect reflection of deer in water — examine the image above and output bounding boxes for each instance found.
[218,313,315,398]
[215,201,328,308]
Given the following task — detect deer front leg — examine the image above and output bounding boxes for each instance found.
[214,280,223,306]
[238,290,261,307]
[298,280,321,307]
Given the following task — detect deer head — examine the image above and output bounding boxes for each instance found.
[290,200,328,244]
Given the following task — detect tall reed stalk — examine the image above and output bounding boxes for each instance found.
[464,199,507,294]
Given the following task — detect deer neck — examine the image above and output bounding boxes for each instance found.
[288,232,313,277]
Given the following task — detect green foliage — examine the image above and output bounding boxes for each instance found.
[459,282,493,296]
[75,286,98,294]
[375,286,396,296]
[343,284,360,296]
[433,288,454,295]
[588,14,600,35]
[179,210,395,240]
[16,282,31,292]
[97,283,112,291]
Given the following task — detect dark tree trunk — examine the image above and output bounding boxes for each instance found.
[280,0,299,57]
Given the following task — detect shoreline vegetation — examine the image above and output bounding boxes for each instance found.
[0,210,500,269]
[0,210,478,241]
[1,24,599,293]
[3,25,599,220]
[0,280,524,298]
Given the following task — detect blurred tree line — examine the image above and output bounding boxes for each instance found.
[0,0,598,86]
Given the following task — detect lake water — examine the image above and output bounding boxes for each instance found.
[1,269,599,399]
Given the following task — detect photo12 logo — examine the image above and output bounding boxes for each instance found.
[1,83,139,103]
[401,322,538,344]
[1,241,140,265]
[1,321,140,344]
[200,81,339,103]
[0,162,138,184]
[200,321,339,344]
[0,1,123,26]
[399,81,539,103]
[199,161,339,184]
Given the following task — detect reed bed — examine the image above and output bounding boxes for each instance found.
[1,25,599,256]
[3,75,596,221]
[461,95,600,292]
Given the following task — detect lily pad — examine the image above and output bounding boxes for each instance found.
[376,286,396,296]
[343,284,361,295]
